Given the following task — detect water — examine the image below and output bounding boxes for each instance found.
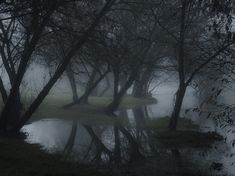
[21,87,235,175]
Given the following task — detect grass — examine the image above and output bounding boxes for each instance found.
[0,137,110,176]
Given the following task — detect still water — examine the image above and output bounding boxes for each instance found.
[21,87,235,176]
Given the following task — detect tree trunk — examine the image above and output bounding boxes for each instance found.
[63,120,77,156]
[132,68,152,98]
[106,71,119,114]
[8,1,115,134]
[118,126,143,162]
[169,84,186,130]
[63,69,109,108]
[119,76,127,96]
[0,90,22,133]
[106,72,136,114]
[8,92,22,125]
[133,107,147,141]
[169,0,187,131]
[98,76,110,97]
[106,95,122,114]
[0,10,54,134]
[0,78,7,105]
[83,125,112,159]
[80,68,97,104]
[66,66,79,102]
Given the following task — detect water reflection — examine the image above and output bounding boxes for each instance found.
[22,103,234,176]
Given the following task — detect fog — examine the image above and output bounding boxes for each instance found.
[1,1,235,176]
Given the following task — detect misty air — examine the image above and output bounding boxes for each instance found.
[0,0,235,176]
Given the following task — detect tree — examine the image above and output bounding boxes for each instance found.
[153,0,235,130]
[0,0,116,135]
[94,1,161,113]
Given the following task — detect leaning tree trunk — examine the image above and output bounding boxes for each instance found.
[77,73,102,105]
[106,72,136,114]
[83,125,112,160]
[63,69,109,108]
[106,83,134,114]
[169,84,186,130]
[63,120,77,156]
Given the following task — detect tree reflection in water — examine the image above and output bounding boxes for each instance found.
[24,106,228,176]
